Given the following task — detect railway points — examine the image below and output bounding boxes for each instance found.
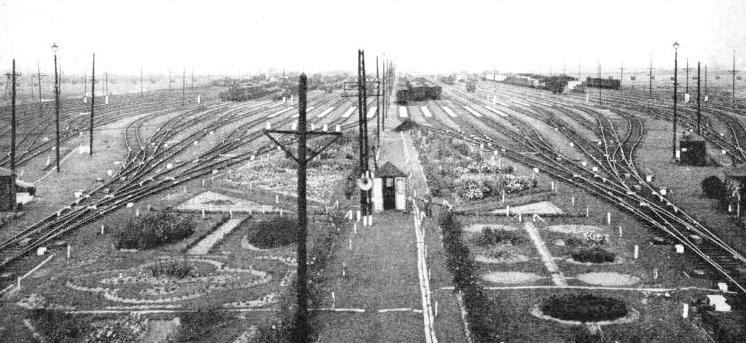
[3,5,746,341]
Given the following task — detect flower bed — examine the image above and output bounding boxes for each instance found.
[412,134,535,201]
[540,294,628,323]
[244,216,297,249]
[115,212,195,250]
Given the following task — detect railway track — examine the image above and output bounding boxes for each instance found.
[0,92,374,291]
[423,82,746,302]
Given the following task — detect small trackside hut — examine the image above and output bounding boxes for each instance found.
[0,167,16,211]
[372,161,407,211]
[679,132,707,166]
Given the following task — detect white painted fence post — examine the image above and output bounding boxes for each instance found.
[634,245,639,259]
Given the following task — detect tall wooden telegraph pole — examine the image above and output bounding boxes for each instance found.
[264,74,341,342]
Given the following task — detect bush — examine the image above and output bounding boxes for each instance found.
[474,227,527,247]
[150,259,195,279]
[439,212,502,342]
[572,247,616,263]
[702,310,746,343]
[29,308,89,343]
[541,294,627,322]
[570,327,614,343]
[701,175,726,199]
[115,212,195,250]
[246,216,297,248]
[173,307,229,342]
[452,142,471,156]
[454,173,534,200]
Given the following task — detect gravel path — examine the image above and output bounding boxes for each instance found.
[187,218,243,255]
[524,222,567,286]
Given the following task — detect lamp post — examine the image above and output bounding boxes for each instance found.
[52,43,61,172]
[673,41,679,161]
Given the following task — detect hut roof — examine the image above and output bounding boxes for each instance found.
[377,161,407,178]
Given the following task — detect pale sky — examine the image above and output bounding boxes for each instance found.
[1,0,746,76]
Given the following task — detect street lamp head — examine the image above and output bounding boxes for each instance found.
[673,41,680,50]
[51,43,59,54]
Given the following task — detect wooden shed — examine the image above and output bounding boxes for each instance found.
[372,161,407,212]
[0,167,16,211]
[680,132,707,166]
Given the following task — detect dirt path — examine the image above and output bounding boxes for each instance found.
[187,218,242,255]
[312,127,465,342]
[524,222,567,286]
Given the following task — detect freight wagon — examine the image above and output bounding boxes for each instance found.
[219,84,279,101]
[396,79,441,104]
[585,77,621,90]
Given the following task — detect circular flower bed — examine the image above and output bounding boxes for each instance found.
[540,294,628,323]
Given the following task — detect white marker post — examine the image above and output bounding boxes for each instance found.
[634,245,639,259]
[67,245,71,259]
[606,212,611,225]
[101,224,105,235]
[683,303,689,319]
[618,226,623,238]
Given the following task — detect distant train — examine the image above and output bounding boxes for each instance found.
[585,77,621,90]
[396,79,441,104]
[499,74,576,94]
[219,85,279,101]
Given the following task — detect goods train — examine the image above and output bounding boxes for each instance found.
[584,77,621,90]
[219,84,279,101]
[498,74,577,94]
[396,78,441,104]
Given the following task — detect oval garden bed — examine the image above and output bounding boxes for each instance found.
[532,294,638,326]
[244,217,297,249]
[570,247,617,264]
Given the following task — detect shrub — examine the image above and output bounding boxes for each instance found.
[701,175,726,199]
[452,142,471,156]
[115,212,195,250]
[173,307,229,342]
[86,313,147,342]
[29,308,89,343]
[454,173,534,200]
[474,227,526,247]
[150,259,195,279]
[571,327,614,343]
[439,212,502,342]
[702,310,746,343]
[572,247,616,263]
[246,216,297,248]
[541,294,627,322]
